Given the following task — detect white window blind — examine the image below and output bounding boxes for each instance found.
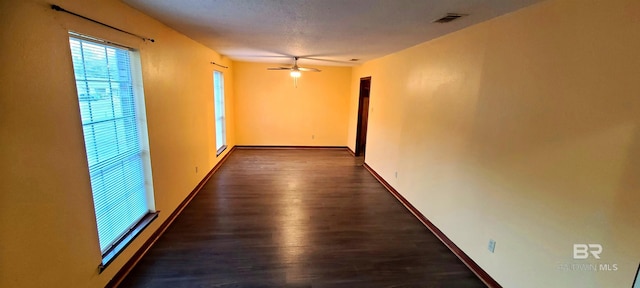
[69,35,154,255]
[214,71,226,153]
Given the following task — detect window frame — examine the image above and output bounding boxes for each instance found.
[68,32,157,271]
[213,70,227,156]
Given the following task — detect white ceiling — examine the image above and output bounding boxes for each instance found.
[123,0,542,66]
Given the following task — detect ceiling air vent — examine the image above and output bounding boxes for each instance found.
[433,13,467,23]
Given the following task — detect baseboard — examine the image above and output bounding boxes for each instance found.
[362,163,501,288]
[106,146,236,288]
[235,145,348,150]
[346,146,356,156]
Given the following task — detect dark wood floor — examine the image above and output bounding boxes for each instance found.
[120,149,486,287]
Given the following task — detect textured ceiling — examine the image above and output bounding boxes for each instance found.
[123,0,542,66]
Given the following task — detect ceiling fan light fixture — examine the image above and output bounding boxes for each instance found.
[290,70,301,78]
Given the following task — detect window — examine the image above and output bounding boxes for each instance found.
[634,263,640,288]
[213,71,227,155]
[69,34,156,269]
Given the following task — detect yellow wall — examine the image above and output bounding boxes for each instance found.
[0,0,235,287]
[348,0,640,287]
[234,61,351,146]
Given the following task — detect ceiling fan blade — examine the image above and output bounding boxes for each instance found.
[267,67,292,70]
[300,56,355,65]
[298,67,321,72]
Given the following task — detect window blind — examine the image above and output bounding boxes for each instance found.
[69,36,151,253]
[214,71,226,152]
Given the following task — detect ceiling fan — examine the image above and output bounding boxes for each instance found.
[267,57,321,78]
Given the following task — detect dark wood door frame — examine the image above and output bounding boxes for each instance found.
[355,77,371,156]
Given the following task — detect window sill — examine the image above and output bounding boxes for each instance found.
[216,145,227,157]
[99,211,158,273]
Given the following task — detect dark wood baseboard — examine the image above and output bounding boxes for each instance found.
[235,145,348,150]
[363,163,501,288]
[106,146,236,288]
[346,146,356,156]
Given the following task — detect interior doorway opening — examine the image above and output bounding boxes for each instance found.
[355,77,371,157]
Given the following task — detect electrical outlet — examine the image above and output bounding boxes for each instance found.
[312,134,315,140]
[195,166,198,174]
[395,171,398,178]
[488,239,496,253]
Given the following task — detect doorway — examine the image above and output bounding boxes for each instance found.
[355,77,371,157]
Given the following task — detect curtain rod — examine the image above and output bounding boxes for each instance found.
[210,62,228,69]
[51,4,155,43]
